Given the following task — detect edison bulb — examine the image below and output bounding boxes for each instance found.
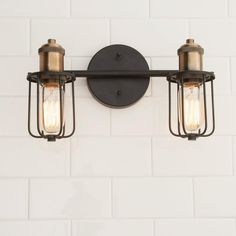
[179,84,204,133]
[40,84,64,134]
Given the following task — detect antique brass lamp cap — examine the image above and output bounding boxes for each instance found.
[178,38,204,71]
[38,39,65,72]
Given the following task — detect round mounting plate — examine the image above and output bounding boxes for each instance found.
[87,44,150,108]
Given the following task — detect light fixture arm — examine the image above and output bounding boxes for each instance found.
[66,70,179,78]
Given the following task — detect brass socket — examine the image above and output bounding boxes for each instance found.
[38,39,65,72]
[178,38,204,71]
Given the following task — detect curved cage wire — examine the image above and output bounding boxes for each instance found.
[167,71,215,141]
[27,71,76,141]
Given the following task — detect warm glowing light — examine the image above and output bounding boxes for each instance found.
[41,85,63,134]
[179,84,204,132]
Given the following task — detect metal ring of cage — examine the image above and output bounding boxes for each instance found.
[167,70,215,140]
[167,70,215,84]
[27,71,76,84]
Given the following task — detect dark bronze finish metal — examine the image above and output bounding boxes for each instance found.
[87,45,150,108]
[27,72,76,141]
[168,71,215,141]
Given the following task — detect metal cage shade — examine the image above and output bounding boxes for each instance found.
[167,71,215,140]
[27,71,76,141]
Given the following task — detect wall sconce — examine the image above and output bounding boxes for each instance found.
[27,38,215,141]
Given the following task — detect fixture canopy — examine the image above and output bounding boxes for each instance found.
[87,44,150,108]
[27,38,215,141]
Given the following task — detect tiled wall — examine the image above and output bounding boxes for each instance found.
[0,0,236,235]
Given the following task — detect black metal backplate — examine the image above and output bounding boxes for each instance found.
[87,45,150,108]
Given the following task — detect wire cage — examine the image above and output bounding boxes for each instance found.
[27,71,76,141]
[167,70,215,141]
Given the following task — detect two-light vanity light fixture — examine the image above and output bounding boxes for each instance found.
[27,38,215,142]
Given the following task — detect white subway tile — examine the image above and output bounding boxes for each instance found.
[0,97,28,136]
[30,179,111,219]
[153,136,232,176]
[111,20,188,57]
[113,178,193,217]
[0,179,28,219]
[72,57,92,98]
[0,221,70,236]
[156,219,236,236]
[0,57,37,96]
[111,98,154,135]
[153,98,169,136]
[71,137,151,176]
[190,20,236,56]
[230,58,236,95]
[0,0,69,16]
[0,19,29,55]
[195,177,236,216]
[229,0,236,16]
[71,0,149,17]
[0,137,70,177]
[31,19,109,56]
[233,137,236,174]
[205,57,231,96]
[151,57,178,97]
[214,96,236,135]
[75,98,110,136]
[151,0,227,17]
[72,220,153,236]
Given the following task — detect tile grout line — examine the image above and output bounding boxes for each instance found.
[229,57,233,95]
[28,178,30,220]
[2,217,236,221]
[0,16,234,19]
[110,109,112,136]
[192,178,196,217]
[153,219,156,236]
[110,178,114,217]
[69,0,72,17]
[188,19,191,37]
[234,219,236,235]
[69,138,72,176]
[70,219,73,236]
[231,136,235,175]
[109,18,112,45]
[151,137,154,176]
[0,175,235,179]
[227,0,230,17]
[149,0,151,17]
[29,18,32,56]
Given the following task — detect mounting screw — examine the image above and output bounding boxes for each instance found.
[116,53,121,60]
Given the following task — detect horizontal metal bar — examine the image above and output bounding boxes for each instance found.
[65,70,178,78]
